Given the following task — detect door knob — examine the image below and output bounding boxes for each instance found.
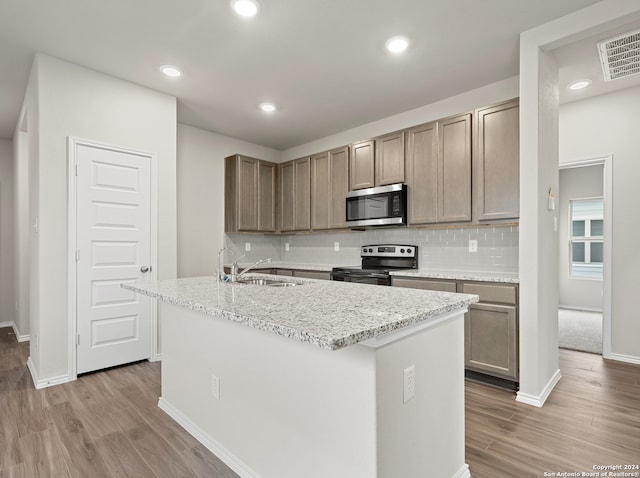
[140,266,151,273]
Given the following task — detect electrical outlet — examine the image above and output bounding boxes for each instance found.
[468,240,478,253]
[285,242,290,252]
[211,374,220,400]
[334,242,340,252]
[403,365,415,403]
[245,242,251,252]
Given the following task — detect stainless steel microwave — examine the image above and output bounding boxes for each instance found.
[345,183,407,227]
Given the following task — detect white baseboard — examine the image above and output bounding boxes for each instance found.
[158,397,262,478]
[0,321,30,342]
[27,357,74,389]
[454,463,471,478]
[12,323,30,342]
[516,368,561,407]
[607,352,640,366]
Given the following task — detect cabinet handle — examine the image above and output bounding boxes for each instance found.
[140,266,151,273]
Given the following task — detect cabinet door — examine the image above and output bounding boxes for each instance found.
[375,131,405,186]
[350,140,375,190]
[476,99,520,221]
[329,146,349,229]
[405,122,438,225]
[280,161,295,232]
[438,114,472,223]
[258,161,276,231]
[237,156,259,230]
[311,151,330,230]
[294,157,311,230]
[465,303,517,380]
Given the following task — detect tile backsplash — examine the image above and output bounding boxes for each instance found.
[226,225,518,273]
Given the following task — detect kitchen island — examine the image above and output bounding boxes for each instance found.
[123,275,478,478]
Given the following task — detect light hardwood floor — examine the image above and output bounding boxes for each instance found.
[1,326,638,477]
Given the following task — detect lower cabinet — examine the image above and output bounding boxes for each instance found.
[392,276,519,386]
[464,302,517,380]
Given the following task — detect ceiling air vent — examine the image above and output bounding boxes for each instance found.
[598,29,640,81]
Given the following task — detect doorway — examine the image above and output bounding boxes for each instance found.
[68,137,158,376]
[558,157,612,356]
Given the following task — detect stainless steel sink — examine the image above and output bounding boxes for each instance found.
[236,278,298,287]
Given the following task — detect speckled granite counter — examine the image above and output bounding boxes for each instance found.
[251,262,341,272]
[244,261,519,283]
[389,269,519,283]
[123,274,478,350]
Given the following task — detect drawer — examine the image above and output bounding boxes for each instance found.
[460,283,517,305]
[293,270,330,280]
[391,277,457,293]
[275,269,294,276]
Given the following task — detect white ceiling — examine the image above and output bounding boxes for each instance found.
[554,18,640,104]
[0,0,623,150]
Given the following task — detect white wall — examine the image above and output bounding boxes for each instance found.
[176,124,280,278]
[558,165,603,310]
[27,54,177,384]
[518,42,561,407]
[282,77,519,160]
[560,85,640,361]
[0,138,14,327]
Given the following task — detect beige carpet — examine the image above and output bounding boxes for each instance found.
[558,308,602,354]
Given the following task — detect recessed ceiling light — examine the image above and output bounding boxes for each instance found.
[260,102,276,112]
[568,80,591,90]
[160,65,182,78]
[385,36,409,54]
[231,0,260,17]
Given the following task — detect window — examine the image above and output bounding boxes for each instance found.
[569,198,603,279]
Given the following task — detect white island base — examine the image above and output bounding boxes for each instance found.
[158,302,470,478]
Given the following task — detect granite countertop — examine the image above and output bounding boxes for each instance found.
[389,269,519,284]
[123,275,478,351]
[246,262,340,272]
[240,261,519,283]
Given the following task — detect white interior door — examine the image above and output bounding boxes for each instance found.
[75,141,153,374]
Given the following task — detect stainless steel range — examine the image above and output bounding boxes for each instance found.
[330,244,418,286]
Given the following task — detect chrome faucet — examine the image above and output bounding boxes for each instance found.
[218,247,243,282]
[234,257,272,282]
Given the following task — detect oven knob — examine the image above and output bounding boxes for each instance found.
[407,248,412,254]
[368,248,373,253]
[400,248,405,253]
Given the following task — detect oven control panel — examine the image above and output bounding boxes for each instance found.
[361,244,418,258]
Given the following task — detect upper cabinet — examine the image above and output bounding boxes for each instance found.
[224,99,519,235]
[225,155,277,233]
[312,146,349,230]
[349,140,375,190]
[405,122,438,224]
[280,157,311,232]
[475,99,520,221]
[438,113,472,223]
[405,113,472,225]
[349,133,406,190]
[375,131,405,186]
